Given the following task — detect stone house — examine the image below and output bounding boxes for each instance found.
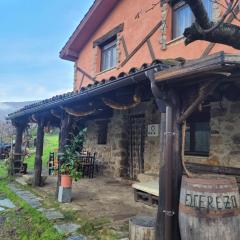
[8,0,240,183]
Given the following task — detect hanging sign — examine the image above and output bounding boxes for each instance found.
[147,124,160,137]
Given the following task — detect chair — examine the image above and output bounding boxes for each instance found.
[48,152,55,175]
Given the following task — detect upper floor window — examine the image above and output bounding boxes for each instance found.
[172,0,212,39]
[101,37,117,71]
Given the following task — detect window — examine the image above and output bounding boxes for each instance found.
[185,109,210,156]
[97,121,108,145]
[172,0,213,39]
[101,37,117,72]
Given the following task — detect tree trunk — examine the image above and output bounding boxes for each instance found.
[33,119,45,186]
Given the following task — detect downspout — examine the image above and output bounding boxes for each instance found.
[164,104,174,240]
[146,70,174,240]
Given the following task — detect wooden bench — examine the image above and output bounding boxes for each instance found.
[132,180,159,206]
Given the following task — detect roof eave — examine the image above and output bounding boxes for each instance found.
[60,0,119,61]
[154,52,240,84]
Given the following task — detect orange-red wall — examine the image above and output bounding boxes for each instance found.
[74,0,240,90]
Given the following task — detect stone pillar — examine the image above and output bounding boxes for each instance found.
[33,119,45,186]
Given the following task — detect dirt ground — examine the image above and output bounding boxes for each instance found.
[36,176,156,229]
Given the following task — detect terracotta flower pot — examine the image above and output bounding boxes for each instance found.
[61,174,72,188]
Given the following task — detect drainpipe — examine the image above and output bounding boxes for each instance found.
[146,70,174,240]
[164,104,174,240]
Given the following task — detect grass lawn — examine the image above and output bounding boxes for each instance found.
[0,161,7,178]
[0,180,64,240]
[25,133,59,171]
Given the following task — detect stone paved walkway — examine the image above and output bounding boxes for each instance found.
[0,198,16,212]
[8,183,85,240]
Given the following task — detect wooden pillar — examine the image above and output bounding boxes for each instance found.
[172,104,182,240]
[33,118,45,186]
[55,113,73,198]
[12,121,27,174]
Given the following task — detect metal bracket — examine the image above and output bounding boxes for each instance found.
[163,210,175,217]
[164,132,176,136]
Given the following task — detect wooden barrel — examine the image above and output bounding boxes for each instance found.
[129,216,155,240]
[179,175,240,240]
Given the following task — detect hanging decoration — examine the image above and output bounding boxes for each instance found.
[50,109,61,119]
[61,106,96,117]
[102,87,141,110]
[31,114,38,123]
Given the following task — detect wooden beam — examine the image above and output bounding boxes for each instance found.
[79,73,85,89]
[154,52,226,83]
[33,118,45,186]
[147,39,156,61]
[177,80,219,124]
[76,67,95,82]
[121,36,129,58]
[186,162,240,176]
[120,21,162,67]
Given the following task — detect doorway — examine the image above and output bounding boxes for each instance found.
[127,114,145,180]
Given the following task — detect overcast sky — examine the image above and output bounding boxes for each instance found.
[0,0,94,102]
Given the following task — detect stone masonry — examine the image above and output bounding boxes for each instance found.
[187,99,240,168]
[83,100,162,178]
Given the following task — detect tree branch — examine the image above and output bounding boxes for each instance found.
[184,0,240,49]
[184,21,240,49]
[184,0,212,29]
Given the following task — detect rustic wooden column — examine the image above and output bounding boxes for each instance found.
[55,112,73,198]
[33,118,45,186]
[12,121,27,175]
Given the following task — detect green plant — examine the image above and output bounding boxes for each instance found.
[60,129,86,181]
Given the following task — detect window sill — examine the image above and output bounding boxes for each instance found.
[95,66,116,77]
[185,152,209,157]
[166,36,185,46]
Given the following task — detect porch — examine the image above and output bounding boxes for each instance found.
[19,175,156,230]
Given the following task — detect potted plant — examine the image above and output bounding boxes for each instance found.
[60,129,85,188]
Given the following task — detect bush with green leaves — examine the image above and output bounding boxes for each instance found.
[60,129,86,181]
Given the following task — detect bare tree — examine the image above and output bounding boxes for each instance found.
[184,0,240,49]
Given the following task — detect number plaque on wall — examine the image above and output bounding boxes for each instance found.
[147,124,160,137]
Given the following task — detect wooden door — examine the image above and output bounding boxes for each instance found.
[128,114,145,180]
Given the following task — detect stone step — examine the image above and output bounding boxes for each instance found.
[137,173,159,183]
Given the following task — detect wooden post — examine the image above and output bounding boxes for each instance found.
[12,121,27,175]
[55,113,73,198]
[33,118,45,186]
[156,114,166,238]
[172,105,182,240]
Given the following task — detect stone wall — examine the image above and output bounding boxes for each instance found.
[186,99,240,168]
[83,100,162,178]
